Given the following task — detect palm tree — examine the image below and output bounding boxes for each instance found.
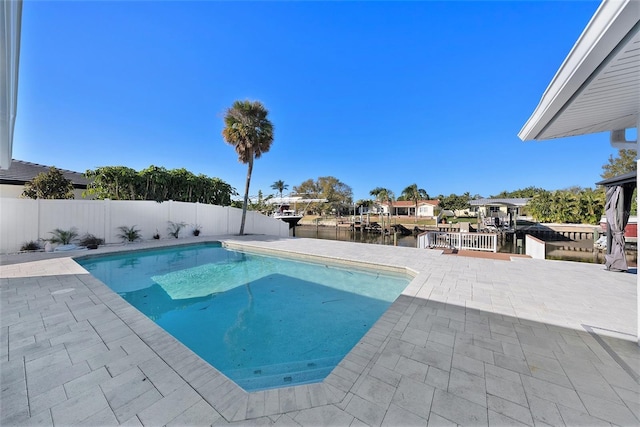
[401,183,429,221]
[271,180,288,198]
[370,187,395,216]
[222,100,274,235]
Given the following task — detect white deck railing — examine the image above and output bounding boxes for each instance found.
[417,232,497,253]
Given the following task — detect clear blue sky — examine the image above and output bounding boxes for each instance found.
[13,0,620,201]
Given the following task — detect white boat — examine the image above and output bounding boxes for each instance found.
[267,197,327,230]
[273,208,304,226]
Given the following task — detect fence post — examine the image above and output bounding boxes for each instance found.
[195,202,199,231]
[104,199,111,244]
[226,207,230,235]
[37,198,42,241]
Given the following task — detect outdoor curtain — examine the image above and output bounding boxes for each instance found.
[604,184,633,272]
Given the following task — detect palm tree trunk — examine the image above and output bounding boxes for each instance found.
[240,157,253,235]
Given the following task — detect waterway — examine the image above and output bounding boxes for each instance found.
[291,225,637,266]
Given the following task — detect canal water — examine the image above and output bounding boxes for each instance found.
[291,225,637,266]
[293,225,417,248]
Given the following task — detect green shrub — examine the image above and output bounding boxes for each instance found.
[117,225,142,242]
[79,233,104,248]
[48,228,79,245]
[20,240,41,251]
[167,221,186,239]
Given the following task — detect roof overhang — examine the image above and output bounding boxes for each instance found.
[518,0,640,142]
[0,0,22,170]
[470,198,531,208]
[595,169,637,187]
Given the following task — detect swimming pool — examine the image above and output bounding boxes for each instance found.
[78,243,410,391]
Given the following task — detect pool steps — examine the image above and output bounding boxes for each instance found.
[224,355,343,391]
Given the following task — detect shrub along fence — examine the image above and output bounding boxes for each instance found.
[0,198,289,254]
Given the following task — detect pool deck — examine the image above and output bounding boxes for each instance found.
[1,235,638,426]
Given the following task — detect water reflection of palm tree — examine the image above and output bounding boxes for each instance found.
[224,254,257,366]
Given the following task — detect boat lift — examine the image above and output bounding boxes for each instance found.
[266,197,328,236]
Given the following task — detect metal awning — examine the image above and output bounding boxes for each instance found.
[518,0,639,143]
[470,198,530,208]
[265,197,328,205]
[596,170,638,187]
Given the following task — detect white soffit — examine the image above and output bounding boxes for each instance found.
[519,0,640,141]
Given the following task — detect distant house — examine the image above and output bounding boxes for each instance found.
[376,200,440,217]
[469,198,530,220]
[0,159,91,199]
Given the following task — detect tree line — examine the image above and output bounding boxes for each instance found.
[258,147,636,225]
[20,160,634,226]
[83,165,236,205]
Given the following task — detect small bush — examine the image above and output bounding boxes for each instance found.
[192,224,202,236]
[48,228,79,245]
[153,230,161,239]
[20,240,41,251]
[167,221,186,239]
[117,225,142,242]
[79,233,104,248]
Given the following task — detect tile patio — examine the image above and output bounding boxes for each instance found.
[1,236,638,426]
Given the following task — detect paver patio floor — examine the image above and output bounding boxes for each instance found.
[1,236,638,426]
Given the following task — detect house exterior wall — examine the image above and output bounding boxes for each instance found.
[476,206,510,218]
[0,184,24,198]
[417,204,435,217]
[0,198,289,253]
[377,202,439,217]
[0,183,90,199]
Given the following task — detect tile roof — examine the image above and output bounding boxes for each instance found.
[0,159,90,187]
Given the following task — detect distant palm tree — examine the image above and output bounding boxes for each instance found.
[370,187,395,216]
[271,180,288,198]
[222,100,274,235]
[401,183,429,220]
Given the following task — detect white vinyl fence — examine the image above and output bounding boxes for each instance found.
[0,198,289,254]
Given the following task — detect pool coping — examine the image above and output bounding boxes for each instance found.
[53,237,429,421]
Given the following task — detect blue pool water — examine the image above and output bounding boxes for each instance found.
[78,243,410,391]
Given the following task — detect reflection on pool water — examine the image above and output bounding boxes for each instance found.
[77,243,410,391]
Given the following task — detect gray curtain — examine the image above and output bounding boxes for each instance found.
[604,184,632,271]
